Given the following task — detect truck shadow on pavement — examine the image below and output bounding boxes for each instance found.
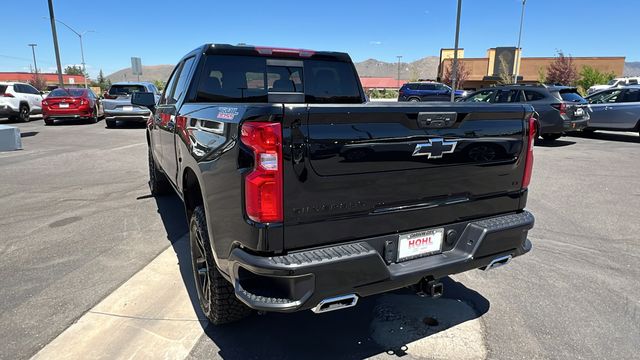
[153,193,490,359]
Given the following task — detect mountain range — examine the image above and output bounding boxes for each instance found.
[106,58,640,83]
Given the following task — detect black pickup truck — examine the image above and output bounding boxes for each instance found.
[133,44,535,325]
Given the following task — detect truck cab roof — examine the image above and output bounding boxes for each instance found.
[192,43,353,62]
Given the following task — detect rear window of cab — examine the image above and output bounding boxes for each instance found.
[193,55,362,103]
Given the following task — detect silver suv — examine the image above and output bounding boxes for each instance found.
[102,82,160,128]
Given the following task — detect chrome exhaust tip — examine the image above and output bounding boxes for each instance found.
[311,294,359,314]
[484,255,512,271]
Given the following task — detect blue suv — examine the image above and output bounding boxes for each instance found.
[398,82,467,102]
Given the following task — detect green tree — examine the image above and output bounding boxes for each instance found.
[94,69,109,91]
[97,69,106,84]
[577,66,616,92]
[153,79,166,91]
[64,65,87,77]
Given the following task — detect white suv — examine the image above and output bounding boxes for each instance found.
[0,82,44,122]
[587,77,640,95]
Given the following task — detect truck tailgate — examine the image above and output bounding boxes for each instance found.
[282,103,532,250]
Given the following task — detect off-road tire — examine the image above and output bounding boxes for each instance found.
[190,206,252,325]
[148,148,171,196]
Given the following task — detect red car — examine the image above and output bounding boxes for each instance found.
[43,88,103,125]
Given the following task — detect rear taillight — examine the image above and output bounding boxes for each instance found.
[240,121,283,223]
[42,100,48,106]
[522,116,536,189]
[80,98,87,106]
[2,93,14,97]
[551,103,566,116]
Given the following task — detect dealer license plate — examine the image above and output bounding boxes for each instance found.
[123,106,133,112]
[397,228,444,262]
[59,103,69,108]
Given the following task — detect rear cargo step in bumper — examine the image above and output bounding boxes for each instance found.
[228,210,534,312]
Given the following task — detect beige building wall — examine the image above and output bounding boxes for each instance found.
[441,53,626,89]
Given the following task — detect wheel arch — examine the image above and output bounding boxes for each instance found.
[182,166,204,221]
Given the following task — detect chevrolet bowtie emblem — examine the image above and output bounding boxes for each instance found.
[412,138,458,159]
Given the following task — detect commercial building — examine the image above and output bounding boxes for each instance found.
[359,77,402,91]
[0,72,86,89]
[439,47,625,90]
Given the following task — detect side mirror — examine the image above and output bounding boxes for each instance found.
[131,92,156,112]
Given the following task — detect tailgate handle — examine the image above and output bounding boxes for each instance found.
[417,112,457,129]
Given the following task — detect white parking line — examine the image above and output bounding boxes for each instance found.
[31,239,207,360]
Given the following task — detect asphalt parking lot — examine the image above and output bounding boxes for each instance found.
[1,117,639,360]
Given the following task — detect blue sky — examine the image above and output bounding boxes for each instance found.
[2,0,638,78]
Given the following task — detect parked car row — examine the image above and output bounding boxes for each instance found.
[0,81,160,128]
[461,84,590,141]
[459,84,640,140]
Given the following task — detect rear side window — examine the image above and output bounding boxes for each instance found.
[24,84,39,94]
[195,55,267,103]
[494,89,521,103]
[109,85,146,96]
[621,89,640,102]
[405,84,419,90]
[628,79,638,85]
[464,90,494,102]
[418,84,436,91]
[0,85,7,95]
[523,90,545,101]
[557,90,585,103]
[304,60,361,103]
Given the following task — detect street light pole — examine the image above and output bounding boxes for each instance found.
[28,44,38,74]
[396,55,403,88]
[47,0,64,88]
[43,16,94,88]
[513,0,526,84]
[78,31,89,88]
[450,0,462,102]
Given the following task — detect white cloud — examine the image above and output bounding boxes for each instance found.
[369,41,382,45]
